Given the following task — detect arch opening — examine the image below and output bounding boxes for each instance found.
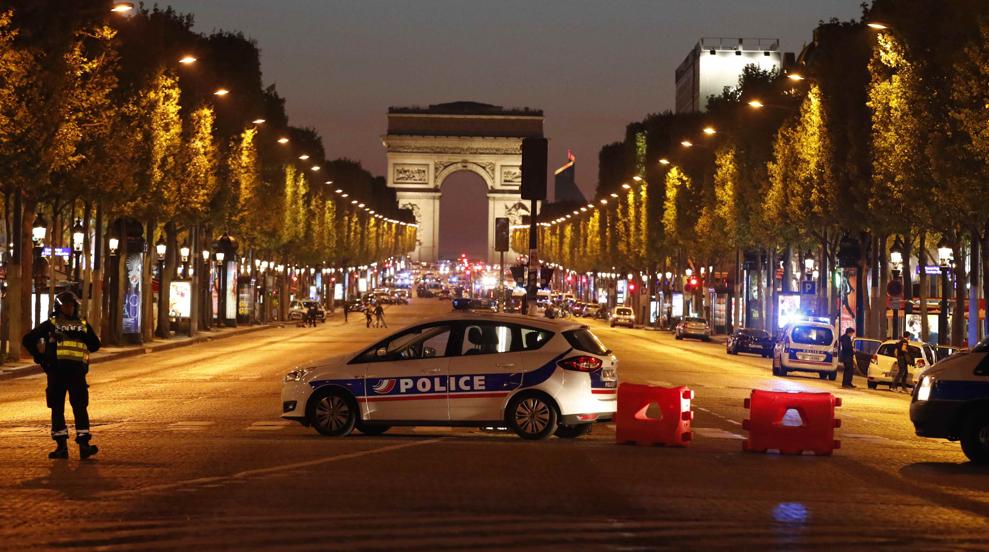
[438,170,489,260]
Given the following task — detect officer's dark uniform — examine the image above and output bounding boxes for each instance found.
[22,292,101,459]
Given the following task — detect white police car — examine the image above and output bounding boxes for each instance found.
[910,336,989,464]
[281,312,619,440]
[772,320,838,380]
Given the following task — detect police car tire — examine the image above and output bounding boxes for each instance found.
[828,371,837,381]
[554,424,592,439]
[356,422,390,436]
[867,381,878,389]
[960,410,989,464]
[506,393,559,440]
[308,389,357,437]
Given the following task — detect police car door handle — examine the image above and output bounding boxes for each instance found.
[496,362,516,368]
[427,367,443,373]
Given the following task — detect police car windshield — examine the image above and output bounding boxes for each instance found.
[791,325,833,345]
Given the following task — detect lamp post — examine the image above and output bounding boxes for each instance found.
[155,237,167,338]
[201,248,211,329]
[71,219,85,284]
[216,250,226,327]
[31,214,47,325]
[179,242,190,278]
[936,238,953,346]
[889,237,904,337]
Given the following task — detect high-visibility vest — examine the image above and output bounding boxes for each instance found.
[50,317,91,364]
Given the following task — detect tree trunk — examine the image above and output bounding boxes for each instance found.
[19,196,36,359]
[877,235,889,340]
[982,222,989,339]
[919,233,929,342]
[767,247,776,332]
[951,241,967,347]
[89,203,103,336]
[142,219,154,343]
[188,224,199,336]
[156,221,177,339]
[969,229,981,346]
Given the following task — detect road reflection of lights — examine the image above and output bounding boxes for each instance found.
[772,502,809,524]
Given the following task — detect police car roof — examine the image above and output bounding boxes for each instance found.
[420,311,585,332]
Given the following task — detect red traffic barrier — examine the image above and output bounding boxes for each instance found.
[742,390,841,456]
[616,383,694,446]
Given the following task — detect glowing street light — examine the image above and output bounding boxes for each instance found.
[213,88,230,96]
[632,176,643,182]
[621,183,631,190]
[311,166,320,171]
[277,137,289,144]
[110,3,135,13]
[599,199,608,205]
[252,118,266,125]
[748,100,764,109]
[866,22,888,30]
[702,126,717,135]
[681,140,693,148]
[298,154,310,160]
[659,158,670,165]
[787,73,805,81]
[178,55,197,64]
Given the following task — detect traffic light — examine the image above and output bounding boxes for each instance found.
[521,137,548,200]
[495,217,510,252]
[628,282,636,292]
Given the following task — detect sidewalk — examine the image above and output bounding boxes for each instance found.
[0,323,281,381]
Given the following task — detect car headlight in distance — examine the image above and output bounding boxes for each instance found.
[284,368,312,383]
[916,376,934,402]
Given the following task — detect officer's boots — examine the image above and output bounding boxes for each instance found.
[48,437,69,460]
[77,435,98,460]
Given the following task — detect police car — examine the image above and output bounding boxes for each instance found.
[281,312,619,440]
[772,319,838,380]
[910,336,989,464]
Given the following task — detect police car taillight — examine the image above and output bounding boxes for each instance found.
[558,356,603,372]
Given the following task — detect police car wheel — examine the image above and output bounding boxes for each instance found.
[507,394,558,440]
[828,371,837,381]
[554,424,592,439]
[308,391,357,437]
[960,410,989,464]
[867,381,878,390]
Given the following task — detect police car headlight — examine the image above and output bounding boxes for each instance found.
[916,376,934,402]
[284,368,312,383]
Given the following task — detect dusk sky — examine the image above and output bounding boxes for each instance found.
[166,0,864,257]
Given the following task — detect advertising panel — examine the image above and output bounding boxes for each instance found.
[123,253,142,334]
[334,283,344,301]
[617,279,627,305]
[672,293,684,318]
[225,263,237,320]
[777,293,802,328]
[169,281,192,318]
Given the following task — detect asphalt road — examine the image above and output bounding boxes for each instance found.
[1,299,986,550]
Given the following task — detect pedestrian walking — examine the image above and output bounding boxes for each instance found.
[306,303,318,327]
[839,327,856,388]
[374,304,386,328]
[343,303,349,323]
[365,307,374,328]
[22,291,101,460]
[892,333,913,392]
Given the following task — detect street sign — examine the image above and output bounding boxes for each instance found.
[800,280,816,295]
[494,217,509,252]
[42,247,71,259]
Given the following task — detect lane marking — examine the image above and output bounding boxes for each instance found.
[167,421,215,431]
[246,421,293,431]
[692,427,745,440]
[98,438,445,498]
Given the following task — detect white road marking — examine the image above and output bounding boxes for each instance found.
[167,421,215,431]
[99,438,445,498]
[692,427,745,440]
[246,421,293,431]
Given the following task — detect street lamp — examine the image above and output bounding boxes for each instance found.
[178,55,197,64]
[659,158,670,165]
[179,242,190,278]
[110,3,134,13]
[108,237,120,256]
[937,237,953,346]
[71,219,85,282]
[748,100,765,109]
[31,214,47,246]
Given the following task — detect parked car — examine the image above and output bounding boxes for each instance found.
[288,300,326,323]
[866,339,936,389]
[772,321,838,380]
[436,288,452,300]
[581,304,602,319]
[676,317,711,342]
[727,328,772,357]
[610,307,635,328]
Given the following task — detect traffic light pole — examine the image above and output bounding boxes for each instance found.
[527,197,538,316]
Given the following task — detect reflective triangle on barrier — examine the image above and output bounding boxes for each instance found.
[634,402,663,421]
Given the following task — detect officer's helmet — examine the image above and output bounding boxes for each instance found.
[55,291,80,317]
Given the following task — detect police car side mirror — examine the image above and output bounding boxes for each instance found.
[375,347,388,357]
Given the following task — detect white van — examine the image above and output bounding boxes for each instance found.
[772,321,838,380]
[910,336,989,464]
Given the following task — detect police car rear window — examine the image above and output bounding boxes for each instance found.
[564,329,609,355]
[790,326,833,345]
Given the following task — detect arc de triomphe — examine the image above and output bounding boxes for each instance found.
[383,101,543,263]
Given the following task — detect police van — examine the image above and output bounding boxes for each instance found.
[910,336,989,464]
[281,311,618,440]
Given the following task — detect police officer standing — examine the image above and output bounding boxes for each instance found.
[22,291,101,459]
[839,327,856,389]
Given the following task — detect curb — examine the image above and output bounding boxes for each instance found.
[0,323,282,381]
